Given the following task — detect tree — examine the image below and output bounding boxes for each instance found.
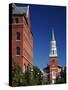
[33,66,42,85]
[12,60,27,86]
[12,61,42,86]
[55,78,65,84]
[55,66,66,84]
[24,69,32,85]
[61,66,66,83]
[23,66,42,85]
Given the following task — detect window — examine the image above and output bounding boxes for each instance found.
[52,71,56,79]
[15,18,18,23]
[23,63,26,73]
[16,47,20,55]
[27,64,29,70]
[16,32,20,40]
[53,50,54,55]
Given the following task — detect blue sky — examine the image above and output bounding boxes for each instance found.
[16,4,66,68]
[29,4,66,68]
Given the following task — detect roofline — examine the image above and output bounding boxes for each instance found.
[12,14,26,16]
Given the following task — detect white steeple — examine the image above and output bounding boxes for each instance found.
[52,28,55,41]
[49,29,57,57]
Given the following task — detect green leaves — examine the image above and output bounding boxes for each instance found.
[55,66,66,84]
[12,61,42,86]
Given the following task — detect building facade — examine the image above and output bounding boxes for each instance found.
[11,4,33,72]
[49,30,58,83]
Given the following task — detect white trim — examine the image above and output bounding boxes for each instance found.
[16,55,20,56]
[51,68,58,70]
[10,23,23,25]
[16,40,21,41]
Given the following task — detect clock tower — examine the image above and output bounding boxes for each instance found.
[49,29,58,84]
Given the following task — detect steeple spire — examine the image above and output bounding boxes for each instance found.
[52,28,55,41]
[49,29,57,57]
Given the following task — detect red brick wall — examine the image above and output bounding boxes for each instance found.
[50,57,58,80]
[22,16,33,71]
[12,15,33,71]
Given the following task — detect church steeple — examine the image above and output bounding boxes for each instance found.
[49,29,57,57]
[52,28,55,41]
[49,29,58,84]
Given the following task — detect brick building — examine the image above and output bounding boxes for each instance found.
[10,4,33,72]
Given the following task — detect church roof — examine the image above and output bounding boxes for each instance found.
[43,64,62,71]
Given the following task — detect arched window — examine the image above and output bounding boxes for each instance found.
[27,64,29,70]
[23,63,26,73]
[52,71,56,79]
[16,47,20,55]
[15,18,18,23]
[16,32,20,40]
